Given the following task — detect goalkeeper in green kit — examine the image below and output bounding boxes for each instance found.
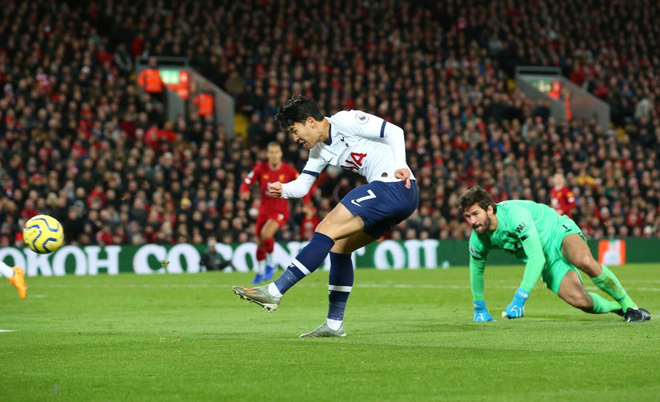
[458,186,651,323]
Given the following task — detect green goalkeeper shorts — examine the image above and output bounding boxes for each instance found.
[540,216,587,294]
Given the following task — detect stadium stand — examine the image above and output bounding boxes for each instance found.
[0,0,658,249]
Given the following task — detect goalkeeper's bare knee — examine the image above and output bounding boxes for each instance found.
[563,290,594,311]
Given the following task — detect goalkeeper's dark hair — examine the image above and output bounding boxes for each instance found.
[274,96,324,130]
[457,186,497,214]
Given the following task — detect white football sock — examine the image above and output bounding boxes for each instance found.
[265,253,273,267]
[268,283,282,297]
[326,319,343,331]
[256,259,266,275]
[0,261,15,278]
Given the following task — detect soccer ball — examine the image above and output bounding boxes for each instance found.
[23,215,65,254]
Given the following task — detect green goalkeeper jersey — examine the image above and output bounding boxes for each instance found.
[469,200,563,301]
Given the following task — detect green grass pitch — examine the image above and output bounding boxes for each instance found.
[1,264,659,401]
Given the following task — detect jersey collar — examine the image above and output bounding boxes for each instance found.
[324,122,332,145]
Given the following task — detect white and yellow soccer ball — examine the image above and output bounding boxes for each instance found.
[23,215,65,254]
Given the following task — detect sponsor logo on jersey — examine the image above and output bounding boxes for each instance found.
[341,152,367,171]
[515,222,526,234]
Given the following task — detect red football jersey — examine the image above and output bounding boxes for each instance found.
[240,161,304,215]
[550,186,576,218]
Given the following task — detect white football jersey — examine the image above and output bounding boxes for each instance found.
[300,110,415,183]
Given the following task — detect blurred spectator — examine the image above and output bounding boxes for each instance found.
[192,85,214,119]
[550,173,577,219]
[200,239,233,272]
[137,56,166,119]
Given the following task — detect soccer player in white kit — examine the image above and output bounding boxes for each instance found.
[233,96,419,337]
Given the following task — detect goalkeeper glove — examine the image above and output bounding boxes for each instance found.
[473,300,494,322]
[502,287,529,319]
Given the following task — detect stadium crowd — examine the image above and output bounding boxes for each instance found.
[0,0,659,250]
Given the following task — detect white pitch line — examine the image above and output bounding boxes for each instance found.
[0,330,16,332]
[630,287,660,292]
[358,284,465,289]
[619,279,660,284]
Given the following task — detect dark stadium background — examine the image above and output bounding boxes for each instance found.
[0,0,658,249]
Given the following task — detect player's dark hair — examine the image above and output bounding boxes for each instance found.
[274,96,324,130]
[457,186,497,214]
[267,141,281,149]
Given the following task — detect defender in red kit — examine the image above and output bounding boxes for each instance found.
[550,173,576,218]
[240,142,309,284]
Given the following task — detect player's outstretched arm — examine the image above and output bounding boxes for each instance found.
[239,167,259,200]
[470,252,493,321]
[502,215,546,319]
[278,146,326,199]
[278,173,317,199]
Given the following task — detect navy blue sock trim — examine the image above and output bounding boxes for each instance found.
[273,266,305,295]
[273,232,335,294]
[328,252,354,321]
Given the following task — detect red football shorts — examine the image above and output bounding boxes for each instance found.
[256,212,288,236]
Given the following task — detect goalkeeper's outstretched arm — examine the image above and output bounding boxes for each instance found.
[470,256,487,302]
[518,224,546,293]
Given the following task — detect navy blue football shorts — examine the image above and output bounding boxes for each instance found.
[340,180,419,239]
